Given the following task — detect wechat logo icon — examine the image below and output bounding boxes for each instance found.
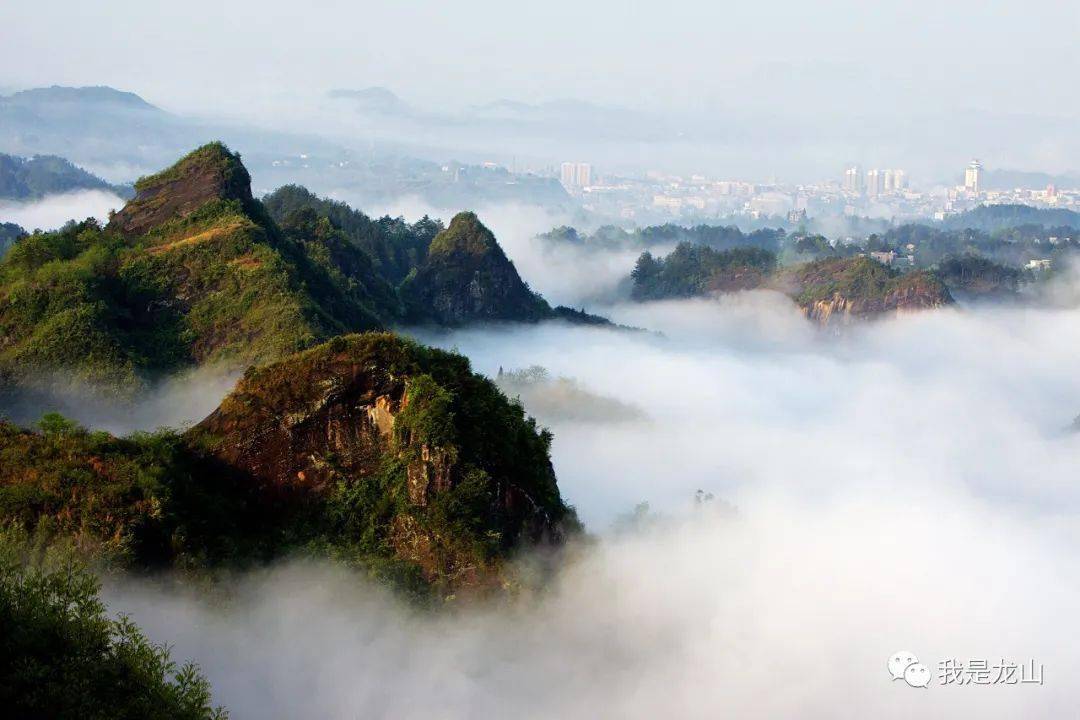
[888,651,930,688]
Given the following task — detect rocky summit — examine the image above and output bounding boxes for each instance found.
[401,211,552,325]
[774,256,954,324]
[0,333,576,596]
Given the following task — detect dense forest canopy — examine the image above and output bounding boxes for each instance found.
[262,185,442,285]
[0,153,132,201]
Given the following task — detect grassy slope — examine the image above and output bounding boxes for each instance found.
[0,144,384,390]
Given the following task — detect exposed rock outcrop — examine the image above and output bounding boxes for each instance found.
[108,142,254,237]
[188,332,576,590]
[773,256,953,325]
[0,332,577,597]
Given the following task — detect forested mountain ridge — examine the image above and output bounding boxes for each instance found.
[0,153,132,201]
[0,143,384,391]
[0,332,578,598]
[630,245,953,324]
[0,143,608,393]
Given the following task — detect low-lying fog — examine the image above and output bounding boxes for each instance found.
[101,289,1080,718]
[0,189,127,231]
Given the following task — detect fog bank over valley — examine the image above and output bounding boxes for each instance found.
[100,293,1080,718]
[0,189,126,231]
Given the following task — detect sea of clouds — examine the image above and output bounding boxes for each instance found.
[101,286,1080,718]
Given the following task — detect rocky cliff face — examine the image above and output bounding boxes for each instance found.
[401,212,552,325]
[108,142,254,237]
[0,332,577,597]
[775,256,953,325]
[188,332,575,591]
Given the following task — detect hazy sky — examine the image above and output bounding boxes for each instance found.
[3,0,1076,114]
[2,1,1078,178]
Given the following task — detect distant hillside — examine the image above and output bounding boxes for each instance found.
[402,212,551,325]
[982,169,1080,192]
[0,222,24,257]
[541,223,785,252]
[0,153,132,201]
[776,256,953,324]
[630,243,777,301]
[933,254,1022,301]
[629,246,953,324]
[5,85,156,110]
[401,212,611,326]
[266,186,612,327]
[0,85,578,211]
[941,204,1080,232]
[263,184,441,285]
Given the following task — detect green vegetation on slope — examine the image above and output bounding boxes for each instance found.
[779,256,953,317]
[262,185,442,285]
[934,254,1022,299]
[0,527,226,719]
[630,243,777,300]
[401,212,552,325]
[0,153,131,202]
[0,144,386,391]
[0,334,577,598]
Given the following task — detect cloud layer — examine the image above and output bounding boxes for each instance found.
[0,189,126,231]
[99,292,1080,719]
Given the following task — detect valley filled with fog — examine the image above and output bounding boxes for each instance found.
[0,189,125,232]
[97,245,1080,718]
[3,3,1078,716]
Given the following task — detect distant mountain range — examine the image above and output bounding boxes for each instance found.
[0,85,573,210]
[982,168,1080,191]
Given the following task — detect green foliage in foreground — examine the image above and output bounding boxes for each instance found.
[0,527,226,720]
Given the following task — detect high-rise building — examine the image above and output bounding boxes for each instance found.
[575,162,592,188]
[964,159,983,194]
[560,162,577,189]
[891,169,906,192]
[866,169,883,197]
[843,165,863,193]
[560,161,592,190]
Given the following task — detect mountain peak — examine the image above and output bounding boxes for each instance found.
[402,212,552,325]
[426,211,503,258]
[108,142,253,236]
[327,86,410,114]
[6,85,157,110]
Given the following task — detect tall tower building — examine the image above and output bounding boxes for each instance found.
[844,165,863,193]
[892,169,906,192]
[867,169,882,197]
[560,162,577,189]
[575,162,592,188]
[964,159,983,194]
